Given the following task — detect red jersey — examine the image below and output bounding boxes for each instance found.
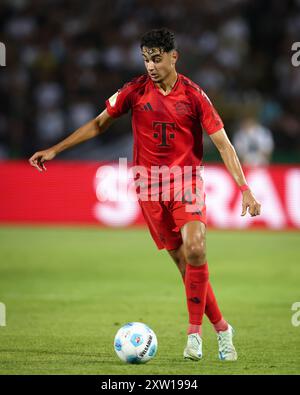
[105,73,223,172]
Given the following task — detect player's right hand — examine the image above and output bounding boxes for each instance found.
[29,149,56,172]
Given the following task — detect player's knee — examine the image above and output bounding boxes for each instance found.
[185,241,206,266]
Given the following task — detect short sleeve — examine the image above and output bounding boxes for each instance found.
[105,82,134,118]
[197,90,224,135]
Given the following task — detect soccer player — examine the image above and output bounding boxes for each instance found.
[29,28,261,361]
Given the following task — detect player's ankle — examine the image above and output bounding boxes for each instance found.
[213,318,228,333]
[188,324,202,336]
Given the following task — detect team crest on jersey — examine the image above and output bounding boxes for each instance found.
[175,101,191,115]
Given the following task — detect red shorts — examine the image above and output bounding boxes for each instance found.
[138,181,206,250]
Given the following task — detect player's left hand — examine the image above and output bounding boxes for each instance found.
[241,190,261,217]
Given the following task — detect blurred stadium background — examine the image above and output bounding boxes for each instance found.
[0,0,300,375]
[0,0,300,162]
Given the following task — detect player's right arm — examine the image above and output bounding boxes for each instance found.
[29,109,114,172]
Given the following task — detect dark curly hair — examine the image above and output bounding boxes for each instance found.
[140,28,177,52]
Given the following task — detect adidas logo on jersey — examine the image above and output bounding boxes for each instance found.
[139,102,153,111]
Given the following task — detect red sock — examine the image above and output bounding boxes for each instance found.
[188,323,202,336]
[205,282,228,332]
[185,263,209,331]
[182,264,228,332]
[205,282,223,324]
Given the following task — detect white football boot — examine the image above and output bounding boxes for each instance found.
[217,324,238,361]
[183,333,203,360]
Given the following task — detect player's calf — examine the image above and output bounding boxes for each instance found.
[168,245,186,279]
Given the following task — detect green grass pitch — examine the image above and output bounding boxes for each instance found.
[0,226,299,375]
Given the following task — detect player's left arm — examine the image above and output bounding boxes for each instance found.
[209,128,261,217]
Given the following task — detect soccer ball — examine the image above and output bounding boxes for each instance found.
[114,322,158,364]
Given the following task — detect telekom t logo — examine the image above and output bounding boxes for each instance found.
[0,42,6,66]
[153,121,176,147]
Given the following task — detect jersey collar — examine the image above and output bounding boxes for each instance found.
[150,73,180,97]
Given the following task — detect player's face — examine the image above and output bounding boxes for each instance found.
[141,47,177,83]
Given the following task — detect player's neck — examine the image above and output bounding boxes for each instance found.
[156,70,178,96]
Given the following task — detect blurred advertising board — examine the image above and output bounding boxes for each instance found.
[0,161,299,230]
